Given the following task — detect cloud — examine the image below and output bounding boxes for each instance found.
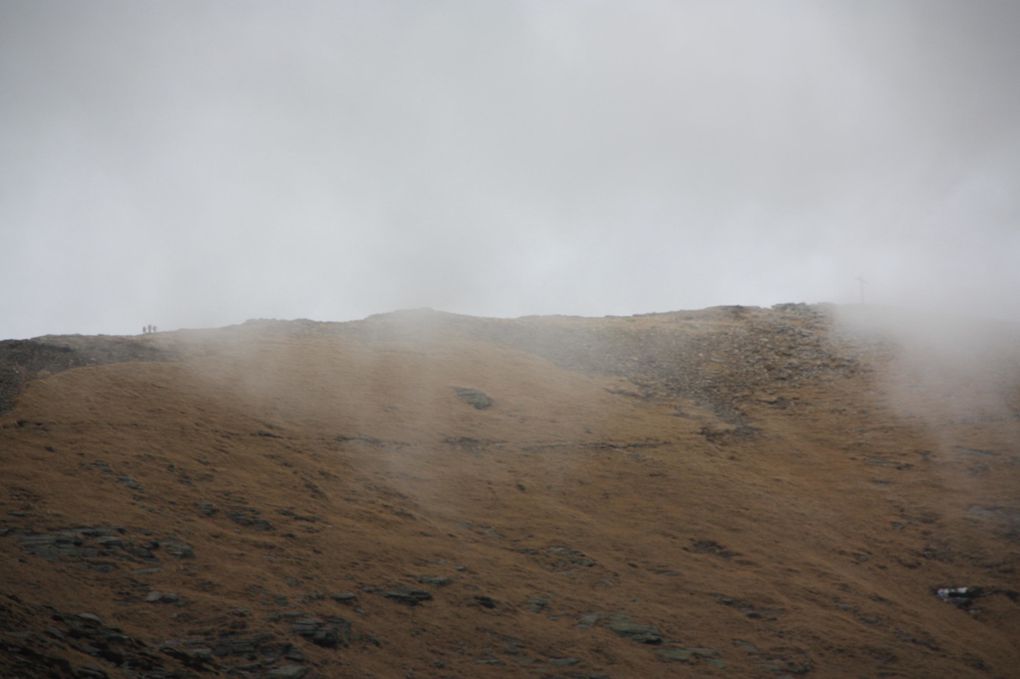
[2,0,1018,337]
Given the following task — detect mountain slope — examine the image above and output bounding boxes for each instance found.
[2,305,1018,678]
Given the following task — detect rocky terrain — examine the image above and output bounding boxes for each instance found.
[1,304,1018,678]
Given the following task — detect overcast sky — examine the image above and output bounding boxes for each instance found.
[1,1,1018,338]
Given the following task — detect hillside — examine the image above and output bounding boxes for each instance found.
[1,305,1018,678]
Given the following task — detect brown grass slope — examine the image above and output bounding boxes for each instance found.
[1,305,1018,678]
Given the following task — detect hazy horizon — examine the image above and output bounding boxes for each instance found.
[3,1,1019,338]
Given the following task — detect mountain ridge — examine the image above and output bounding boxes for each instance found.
[1,304,1018,678]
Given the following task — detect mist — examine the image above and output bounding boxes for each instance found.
[2,1,1019,338]
[834,304,1020,419]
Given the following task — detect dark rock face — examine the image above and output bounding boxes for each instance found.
[454,387,493,410]
[0,336,173,413]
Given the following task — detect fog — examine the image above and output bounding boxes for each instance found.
[835,304,1020,421]
[2,1,1019,338]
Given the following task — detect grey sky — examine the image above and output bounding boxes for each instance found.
[2,0,1018,338]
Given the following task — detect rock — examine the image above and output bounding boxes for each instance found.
[50,611,160,668]
[607,616,662,644]
[733,639,759,654]
[330,592,357,604]
[417,576,452,586]
[0,336,172,413]
[268,666,308,679]
[144,591,179,604]
[186,648,214,663]
[761,654,811,674]
[689,539,735,559]
[74,667,109,678]
[85,562,116,573]
[196,502,218,517]
[227,508,273,531]
[160,643,215,669]
[278,508,321,522]
[267,610,295,622]
[209,632,275,657]
[116,476,143,491]
[132,567,161,575]
[454,387,493,410]
[383,588,433,606]
[161,540,194,559]
[657,648,694,662]
[935,586,984,608]
[444,436,492,452]
[476,657,504,665]
[549,657,581,666]
[526,596,549,613]
[473,595,497,609]
[657,647,720,663]
[543,545,596,569]
[715,594,784,620]
[335,434,387,447]
[291,616,351,648]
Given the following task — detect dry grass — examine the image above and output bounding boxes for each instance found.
[1,307,1018,678]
